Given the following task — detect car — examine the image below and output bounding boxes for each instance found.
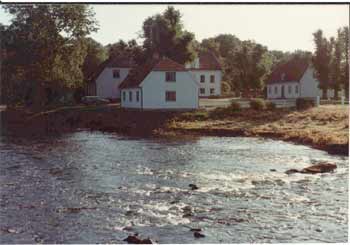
[81,96,109,105]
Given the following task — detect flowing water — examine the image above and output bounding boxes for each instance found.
[0,131,348,243]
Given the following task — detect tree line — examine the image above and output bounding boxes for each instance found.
[1,5,348,107]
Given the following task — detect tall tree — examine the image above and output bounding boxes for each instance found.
[82,37,107,81]
[141,6,196,64]
[2,4,98,107]
[339,27,349,99]
[312,29,333,99]
[106,39,145,65]
[329,32,343,99]
[225,41,270,96]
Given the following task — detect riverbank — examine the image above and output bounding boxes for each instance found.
[1,104,348,155]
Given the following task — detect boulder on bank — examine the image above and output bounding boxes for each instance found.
[285,162,337,175]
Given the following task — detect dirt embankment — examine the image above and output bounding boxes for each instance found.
[1,105,348,155]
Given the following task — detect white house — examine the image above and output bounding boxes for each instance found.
[186,52,222,97]
[87,57,135,99]
[267,58,344,100]
[119,57,199,109]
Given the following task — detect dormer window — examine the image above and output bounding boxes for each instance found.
[281,73,286,81]
[166,72,176,82]
[113,69,120,78]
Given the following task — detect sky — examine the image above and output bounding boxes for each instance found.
[0,4,348,52]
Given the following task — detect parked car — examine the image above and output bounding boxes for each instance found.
[81,96,109,105]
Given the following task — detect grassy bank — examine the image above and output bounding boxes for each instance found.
[1,104,348,155]
[166,105,349,155]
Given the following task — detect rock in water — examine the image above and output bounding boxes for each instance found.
[189,184,199,190]
[193,231,205,238]
[123,235,153,244]
[285,169,300,175]
[300,163,337,174]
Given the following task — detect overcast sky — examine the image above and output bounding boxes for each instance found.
[0,4,348,52]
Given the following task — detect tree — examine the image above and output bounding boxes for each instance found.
[225,41,270,97]
[106,39,146,65]
[2,4,98,107]
[141,6,196,64]
[339,27,349,99]
[82,37,107,81]
[329,32,343,99]
[312,29,333,99]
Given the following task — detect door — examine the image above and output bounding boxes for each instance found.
[281,85,285,99]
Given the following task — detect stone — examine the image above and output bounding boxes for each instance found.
[189,184,199,190]
[193,231,205,238]
[123,235,153,244]
[300,163,337,174]
[285,169,300,175]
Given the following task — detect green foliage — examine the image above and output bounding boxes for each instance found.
[296,98,315,110]
[141,6,196,64]
[2,4,98,106]
[265,101,276,110]
[82,37,107,81]
[312,29,333,99]
[250,99,266,110]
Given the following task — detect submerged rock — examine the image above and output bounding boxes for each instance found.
[123,235,153,244]
[190,228,202,232]
[285,162,337,175]
[193,231,205,238]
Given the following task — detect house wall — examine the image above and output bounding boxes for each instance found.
[299,67,320,98]
[96,67,131,99]
[120,88,142,108]
[138,71,199,109]
[189,70,222,97]
[267,82,300,99]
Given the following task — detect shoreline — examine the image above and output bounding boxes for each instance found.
[1,105,348,156]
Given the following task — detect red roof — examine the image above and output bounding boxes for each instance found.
[119,57,187,89]
[189,52,222,70]
[267,58,309,84]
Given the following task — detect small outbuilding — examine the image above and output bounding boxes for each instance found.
[119,57,199,110]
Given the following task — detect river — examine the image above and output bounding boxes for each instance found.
[0,131,348,243]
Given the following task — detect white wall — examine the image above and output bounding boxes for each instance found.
[139,71,199,109]
[96,67,131,99]
[189,70,222,97]
[267,82,300,99]
[299,67,320,98]
[120,88,142,108]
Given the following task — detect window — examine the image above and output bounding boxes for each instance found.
[165,91,176,102]
[274,86,278,94]
[200,88,205,94]
[210,75,215,83]
[210,88,215,94]
[200,75,205,83]
[165,72,176,82]
[281,73,285,81]
[288,85,292,94]
[113,69,120,78]
[136,91,139,102]
[123,91,126,101]
[295,85,298,94]
[268,86,271,94]
[129,91,132,102]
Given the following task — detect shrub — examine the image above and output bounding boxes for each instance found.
[266,101,276,110]
[230,100,241,111]
[250,99,266,110]
[296,98,315,110]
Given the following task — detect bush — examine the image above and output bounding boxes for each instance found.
[266,101,276,110]
[250,99,266,110]
[230,100,241,111]
[296,98,315,110]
